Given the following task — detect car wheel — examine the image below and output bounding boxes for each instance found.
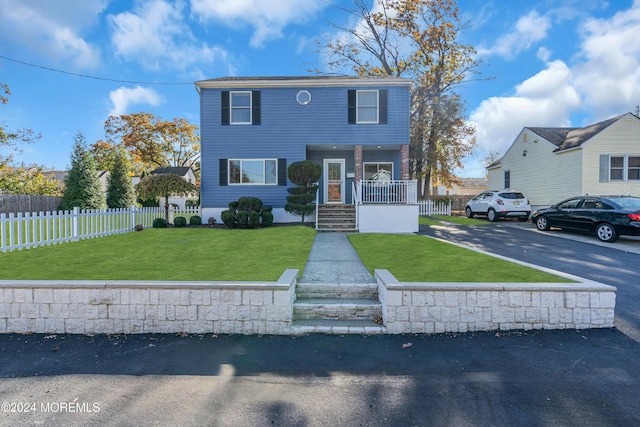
[535,215,550,231]
[487,208,497,222]
[596,223,619,243]
[465,207,474,218]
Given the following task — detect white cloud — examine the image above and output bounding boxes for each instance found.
[108,86,165,116]
[0,0,105,68]
[191,0,327,48]
[109,0,228,71]
[477,10,551,59]
[470,60,581,156]
[572,2,640,118]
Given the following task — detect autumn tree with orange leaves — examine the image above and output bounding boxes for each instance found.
[95,112,200,179]
[321,0,480,198]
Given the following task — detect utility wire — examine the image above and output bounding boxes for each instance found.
[0,55,192,85]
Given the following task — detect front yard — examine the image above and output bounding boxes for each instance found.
[0,226,316,282]
[0,223,570,283]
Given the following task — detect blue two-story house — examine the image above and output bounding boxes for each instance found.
[195,76,418,232]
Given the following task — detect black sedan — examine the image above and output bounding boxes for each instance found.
[531,195,640,242]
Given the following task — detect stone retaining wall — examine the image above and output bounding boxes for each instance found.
[375,269,616,334]
[0,269,617,335]
[0,270,298,335]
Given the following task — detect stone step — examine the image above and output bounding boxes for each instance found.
[291,319,387,335]
[296,283,378,299]
[293,298,382,320]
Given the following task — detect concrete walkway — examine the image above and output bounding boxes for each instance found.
[299,233,375,284]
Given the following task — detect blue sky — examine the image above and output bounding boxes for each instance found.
[1,0,639,178]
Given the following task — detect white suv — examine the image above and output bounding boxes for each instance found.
[465,190,531,222]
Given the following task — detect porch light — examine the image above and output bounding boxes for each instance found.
[377,145,381,149]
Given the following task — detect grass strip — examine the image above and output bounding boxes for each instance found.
[419,215,488,226]
[349,233,573,283]
[0,226,316,282]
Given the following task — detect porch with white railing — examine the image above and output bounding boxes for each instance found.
[355,180,418,205]
[352,180,419,233]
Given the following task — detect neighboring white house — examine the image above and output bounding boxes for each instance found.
[488,113,640,209]
[149,166,198,210]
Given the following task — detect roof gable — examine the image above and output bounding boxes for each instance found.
[528,113,629,152]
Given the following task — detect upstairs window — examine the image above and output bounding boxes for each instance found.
[221,91,261,125]
[231,92,251,124]
[348,89,387,124]
[605,155,640,181]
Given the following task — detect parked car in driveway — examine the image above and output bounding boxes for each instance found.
[465,190,531,222]
[531,195,640,242]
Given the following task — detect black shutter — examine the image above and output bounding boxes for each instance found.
[278,158,287,186]
[219,158,228,186]
[221,92,230,125]
[252,91,261,125]
[379,89,387,124]
[348,90,356,124]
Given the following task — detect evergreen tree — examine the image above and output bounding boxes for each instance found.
[106,148,136,208]
[59,132,106,210]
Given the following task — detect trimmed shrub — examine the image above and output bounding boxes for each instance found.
[238,196,262,212]
[189,215,202,225]
[222,197,273,229]
[153,217,168,228]
[237,210,249,228]
[174,216,187,227]
[221,210,235,228]
[285,160,321,222]
[248,211,261,228]
[261,211,274,227]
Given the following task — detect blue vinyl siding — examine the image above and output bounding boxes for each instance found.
[199,84,409,208]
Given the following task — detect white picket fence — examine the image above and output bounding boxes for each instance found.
[0,206,202,253]
[418,200,452,216]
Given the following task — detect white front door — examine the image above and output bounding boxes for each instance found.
[324,159,345,203]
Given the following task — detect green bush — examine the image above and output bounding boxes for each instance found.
[185,198,199,208]
[248,211,261,228]
[189,215,202,225]
[221,210,235,228]
[261,211,274,227]
[153,217,168,228]
[237,210,249,228]
[238,196,263,212]
[174,216,187,227]
[285,160,321,222]
[222,197,272,229]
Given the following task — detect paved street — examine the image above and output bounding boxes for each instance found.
[1,222,640,426]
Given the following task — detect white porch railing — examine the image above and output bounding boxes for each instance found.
[418,200,452,216]
[356,180,418,205]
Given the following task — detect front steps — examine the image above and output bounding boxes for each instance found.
[291,283,386,334]
[316,204,357,232]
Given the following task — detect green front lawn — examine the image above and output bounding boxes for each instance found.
[419,215,488,226]
[349,233,573,283]
[0,226,316,281]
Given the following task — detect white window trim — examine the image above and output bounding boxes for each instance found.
[610,155,640,181]
[504,170,511,189]
[228,159,277,185]
[356,90,379,124]
[230,91,252,125]
[363,162,393,180]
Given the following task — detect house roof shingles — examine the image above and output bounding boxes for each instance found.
[528,113,626,152]
[149,167,192,177]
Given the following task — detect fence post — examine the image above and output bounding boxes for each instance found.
[130,206,136,230]
[72,207,79,241]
